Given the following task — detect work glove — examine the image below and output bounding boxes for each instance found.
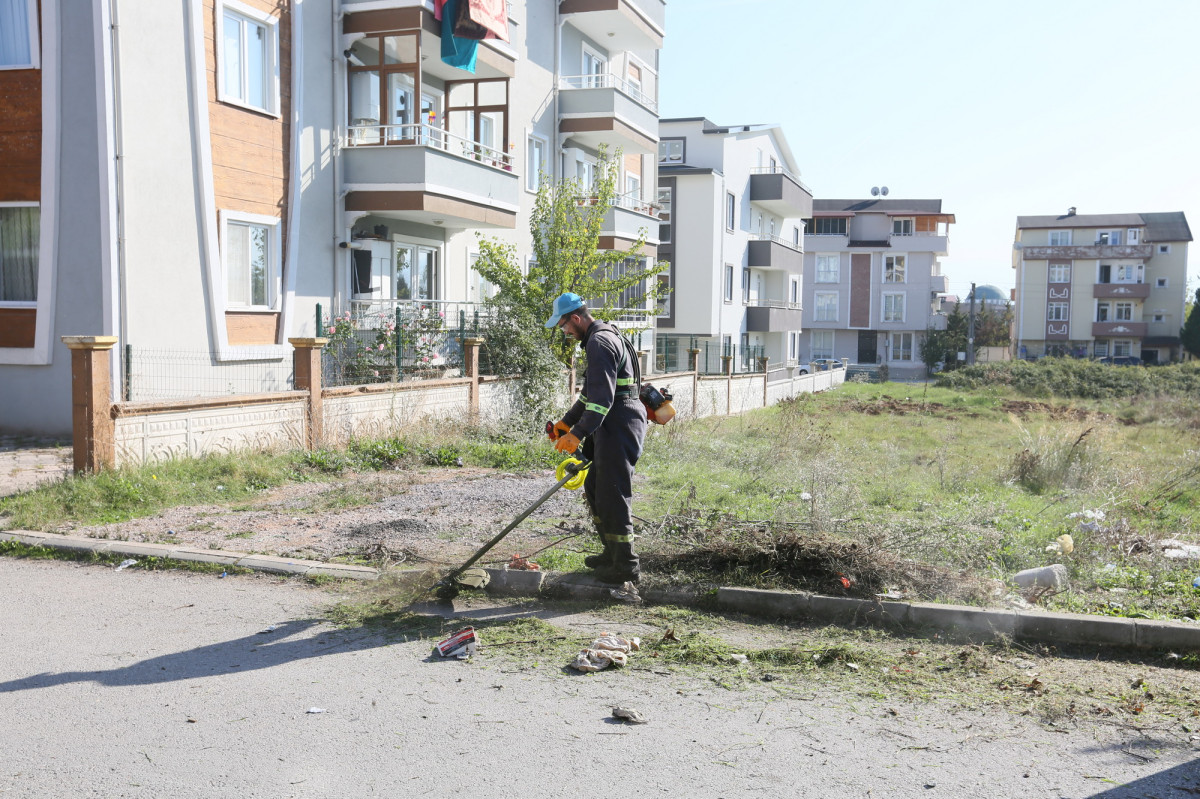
[554,432,581,455]
[546,420,571,441]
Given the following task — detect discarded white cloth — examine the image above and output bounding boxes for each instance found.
[569,632,641,673]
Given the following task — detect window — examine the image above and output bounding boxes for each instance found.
[658,138,684,164]
[1048,230,1072,246]
[724,264,733,303]
[1094,340,1109,357]
[1096,302,1110,322]
[657,187,672,243]
[0,0,38,69]
[526,134,546,191]
[788,332,798,361]
[814,292,838,322]
[882,293,905,322]
[884,255,906,283]
[814,254,839,283]
[1047,302,1068,322]
[789,276,800,306]
[792,226,800,248]
[221,211,281,309]
[582,46,607,88]
[811,330,833,359]
[725,193,735,231]
[626,173,641,201]
[741,267,750,303]
[803,217,847,236]
[218,1,279,115]
[1096,230,1122,245]
[1127,228,1141,245]
[1048,263,1071,283]
[1153,312,1165,323]
[1158,244,1171,254]
[0,204,39,303]
[1113,340,1132,357]
[1115,302,1133,321]
[1155,277,1168,288]
[1116,263,1144,283]
[890,332,913,361]
[892,218,913,236]
[656,272,670,317]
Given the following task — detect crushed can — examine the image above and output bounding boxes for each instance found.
[434,626,478,659]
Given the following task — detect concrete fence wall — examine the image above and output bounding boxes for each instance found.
[62,336,845,471]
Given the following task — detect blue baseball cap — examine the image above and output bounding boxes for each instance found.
[544,292,585,328]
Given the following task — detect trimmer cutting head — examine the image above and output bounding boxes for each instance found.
[434,567,490,600]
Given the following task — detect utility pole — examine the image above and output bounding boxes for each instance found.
[967,282,977,366]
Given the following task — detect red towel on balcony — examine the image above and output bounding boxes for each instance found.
[434,0,509,42]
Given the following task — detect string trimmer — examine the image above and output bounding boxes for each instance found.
[432,451,590,600]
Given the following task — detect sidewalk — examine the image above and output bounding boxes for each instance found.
[0,435,72,498]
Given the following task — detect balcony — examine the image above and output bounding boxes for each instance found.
[1022,244,1152,260]
[1092,321,1148,337]
[747,235,802,272]
[929,274,948,293]
[749,167,813,218]
[559,0,665,52]
[593,190,660,253]
[558,75,658,155]
[890,232,949,255]
[1093,282,1151,299]
[343,124,519,229]
[745,300,803,333]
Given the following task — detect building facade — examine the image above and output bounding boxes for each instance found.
[0,0,665,435]
[654,118,812,373]
[800,199,954,378]
[1013,210,1192,363]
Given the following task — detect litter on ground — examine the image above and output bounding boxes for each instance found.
[570,632,641,673]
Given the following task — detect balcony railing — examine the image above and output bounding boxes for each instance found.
[749,165,812,194]
[345,123,513,170]
[559,73,658,113]
[750,233,801,251]
[579,188,658,217]
[745,298,802,310]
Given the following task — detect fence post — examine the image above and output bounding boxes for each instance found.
[687,348,700,415]
[463,337,483,417]
[290,337,329,451]
[722,355,733,415]
[61,336,118,473]
[760,356,769,406]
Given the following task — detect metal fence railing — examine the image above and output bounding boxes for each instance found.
[654,335,770,375]
[319,300,495,388]
[122,346,294,402]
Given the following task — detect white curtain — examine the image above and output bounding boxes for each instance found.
[0,0,32,67]
[0,207,38,302]
[226,223,250,306]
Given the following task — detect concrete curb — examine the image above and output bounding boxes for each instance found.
[0,530,378,581]
[5,531,1198,653]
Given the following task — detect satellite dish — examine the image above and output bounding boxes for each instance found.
[871,187,880,197]
[881,186,889,196]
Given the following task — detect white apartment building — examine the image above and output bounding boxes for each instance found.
[0,0,665,435]
[654,118,813,372]
[800,198,954,378]
[1012,209,1192,363]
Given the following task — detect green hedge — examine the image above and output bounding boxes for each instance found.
[935,358,1200,399]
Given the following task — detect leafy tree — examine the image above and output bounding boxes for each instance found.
[471,146,669,422]
[919,328,952,375]
[974,304,1013,347]
[473,144,668,366]
[1181,287,1200,360]
[941,305,970,369]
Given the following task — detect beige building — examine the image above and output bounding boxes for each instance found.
[1013,210,1192,363]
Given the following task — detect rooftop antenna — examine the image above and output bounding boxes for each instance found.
[871,187,880,196]
[881,186,889,196]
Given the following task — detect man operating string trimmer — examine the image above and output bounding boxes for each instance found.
[544,292,646,586]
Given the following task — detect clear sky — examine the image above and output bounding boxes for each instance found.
[658,0,1200,301]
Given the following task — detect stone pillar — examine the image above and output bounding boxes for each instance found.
[61,336,118,473]
[463,337,484,416]
[290,338,328,451]
[721,355,733,375]
[687,348,700,374]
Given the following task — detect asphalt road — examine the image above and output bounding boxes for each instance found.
[1,558,1196,798]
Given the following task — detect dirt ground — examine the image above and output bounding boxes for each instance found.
[53,466,604,569]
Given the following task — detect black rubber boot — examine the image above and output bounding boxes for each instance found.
[584,549,611,569]
[595,540,639,584]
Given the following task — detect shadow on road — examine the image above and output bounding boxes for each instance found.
[0,619,390,693]
[1083,759,1200,797]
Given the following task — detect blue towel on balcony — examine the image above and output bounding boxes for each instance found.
[441,0,478,73]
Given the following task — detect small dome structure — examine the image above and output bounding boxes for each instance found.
[973,284,1008,303]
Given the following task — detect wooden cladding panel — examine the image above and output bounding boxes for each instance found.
[203,0,290,225]
[342,7,428,33]
[225,312,280,346]
[849,254,871,328]
[915,216,938,233]
[0,308,36,348]
[0,69,41,201]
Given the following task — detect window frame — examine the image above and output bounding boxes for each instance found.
[525,132,547,192]
[1152,312,1166,324]
[883,254,907,284]
[725,193,735,231]
[1047,301,1069,322]
[881,292,905,323]
[220,209,282,311]
[216,0,281,117]
[1155,277,1168,288]
[891,217,914,236]
[1114,301,1133,322]
[1048,230,1072,246]
[1158,244,1171,254]
[815,253,839,283]
[741,266,750,303]
[0,0,39,70]
[724,263,733,303]
[1048,263,1071,283]
[811,329,834,360]
[890,331,913,362]
[0,201,40,306]
[804,217,848,236]
[814,291,838,322]
[658,137,685,165]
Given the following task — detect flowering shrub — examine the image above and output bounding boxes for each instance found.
[323,306,452,385]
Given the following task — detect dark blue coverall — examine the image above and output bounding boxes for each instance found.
[561,320,647,581]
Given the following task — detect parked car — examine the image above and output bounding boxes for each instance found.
[1094,356,1142,366]
[810,358,843,371]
